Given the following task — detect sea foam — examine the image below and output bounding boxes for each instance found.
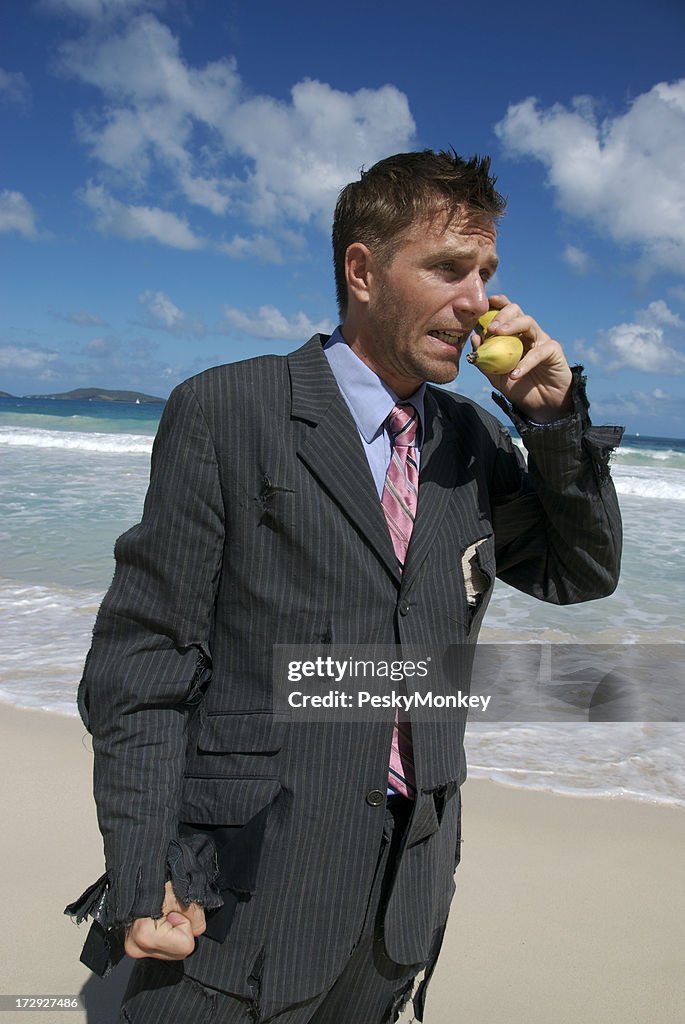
[0,426,153,454]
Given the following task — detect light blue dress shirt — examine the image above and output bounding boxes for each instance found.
[323,328,426,497]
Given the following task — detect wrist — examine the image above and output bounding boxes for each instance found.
[524,394,574,425]
[492,366,585,431]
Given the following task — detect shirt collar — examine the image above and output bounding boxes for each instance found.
[323,327,426,446]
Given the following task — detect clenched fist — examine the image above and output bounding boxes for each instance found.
[124,880,207,960]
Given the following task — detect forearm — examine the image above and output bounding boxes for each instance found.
[491,366,624,603]
[85,641,207,924]
[66,380,226,962]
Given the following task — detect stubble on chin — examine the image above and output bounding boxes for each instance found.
[419,349,462,387]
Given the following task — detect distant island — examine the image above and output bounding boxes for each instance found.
[19,387,166,404]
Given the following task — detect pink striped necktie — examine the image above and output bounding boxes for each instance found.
[382,403,418,799]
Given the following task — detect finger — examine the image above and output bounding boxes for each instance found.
[508,337,563,376]
[178,903,207,937]
[166,910,191,927]
[162,883,207,937]
[507,349,540,380]
[484,293,509,311]
[486,310,533,339]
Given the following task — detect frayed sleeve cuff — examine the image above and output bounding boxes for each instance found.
[64,833,223,977]
[166,833,224,909]
[491,364,593,434]
[491,365,624,480]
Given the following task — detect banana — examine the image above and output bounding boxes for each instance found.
[476,309,500,337]
[466,335,524,374]
[466,308,524,374]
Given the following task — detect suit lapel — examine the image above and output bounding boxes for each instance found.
[288,337,400,581]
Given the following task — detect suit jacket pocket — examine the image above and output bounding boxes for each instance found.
[198,712,283,754]
[179,777,282,943]
[188,712,284,778]
[180,776,281,825]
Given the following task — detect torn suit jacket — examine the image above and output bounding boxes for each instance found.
[69,334,623,1005]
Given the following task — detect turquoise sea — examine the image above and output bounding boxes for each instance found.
[1,395,684,807]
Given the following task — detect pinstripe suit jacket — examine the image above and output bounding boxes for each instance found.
[75,334,622,1003]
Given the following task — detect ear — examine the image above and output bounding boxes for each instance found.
[345,242,375,306]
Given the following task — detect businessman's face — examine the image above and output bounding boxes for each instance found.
[349,209,498,398]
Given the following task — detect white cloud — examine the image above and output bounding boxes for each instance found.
[0,68,30,105]
[639,299,684,329]
[217,234,286,263]
[85,337,115,355]
[58,16,242,211]
[139,290,184,329]
[578,300,685,374]
[669,284,685,306]
[0,344,59,371]
[223,305,335,341]
[228,78,416,227]
[180,173,231,216]
[40,0,162,20]
[138,289,206,336]
[59,310,106,326]
[495,80,685,274]
[55,14,415,240]
[217,228,307,264]
[562,244,591,275]
[0,190,44,239]
[81,182,205,249]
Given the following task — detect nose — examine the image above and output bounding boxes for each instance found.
[452,272,490,322]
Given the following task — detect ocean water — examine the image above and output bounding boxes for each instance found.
[1,397,684,807]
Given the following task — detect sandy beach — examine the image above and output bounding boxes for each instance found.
[2,703,683,1024]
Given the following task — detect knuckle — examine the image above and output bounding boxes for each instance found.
[124,938,146,959]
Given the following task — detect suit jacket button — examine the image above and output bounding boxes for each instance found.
[399,601,410,616]
[366,789,385,806]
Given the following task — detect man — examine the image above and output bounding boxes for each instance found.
[67,150,623,1023]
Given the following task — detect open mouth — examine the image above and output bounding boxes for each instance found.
[429,330,467,347]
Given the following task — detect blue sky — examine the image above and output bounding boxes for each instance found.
[1,0,684,436]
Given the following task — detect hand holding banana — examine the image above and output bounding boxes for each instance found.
[467,309,524,374]
[467,295,573,423]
